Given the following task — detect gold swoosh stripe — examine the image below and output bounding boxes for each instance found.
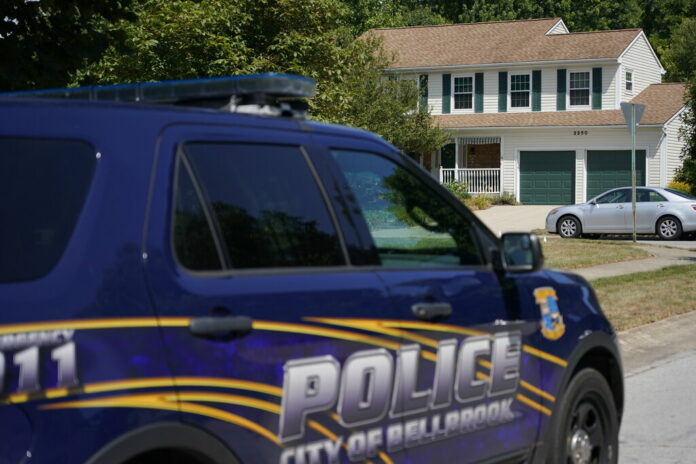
[522,345,568,368]
[8,377,282,405]
[0,317,567,368]
[42,392,281,445]
[474,372,551,416]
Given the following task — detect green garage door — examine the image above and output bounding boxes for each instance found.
[520,151,575,205]
[586,150,645,200]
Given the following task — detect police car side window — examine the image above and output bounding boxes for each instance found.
[331,149,483,267]
[173,155,224,271]
[0,138,95,282]
[176,142,345,270]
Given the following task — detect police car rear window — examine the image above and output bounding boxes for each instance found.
[0,138,95,282]
[175,142,345,270]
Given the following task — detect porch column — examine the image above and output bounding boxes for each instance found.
[454,137,460,170]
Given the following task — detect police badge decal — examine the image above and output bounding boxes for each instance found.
[534,287,565,340]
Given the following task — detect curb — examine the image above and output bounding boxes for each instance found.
[619,310,696,375]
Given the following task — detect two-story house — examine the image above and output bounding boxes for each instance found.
[367,18,688,204]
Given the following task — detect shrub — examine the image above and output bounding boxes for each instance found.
[464,196,493,210]
[667,180,693,195]
[444,181,470,201]
[492,191,518,206]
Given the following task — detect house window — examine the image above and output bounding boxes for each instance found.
[569,71,590,106]
[626,71,633,91]
[453,76,473,109]
[510,74,530,108]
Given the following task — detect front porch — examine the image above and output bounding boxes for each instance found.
[435,136,502,195]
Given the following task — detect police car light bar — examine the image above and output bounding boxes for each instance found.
[0,73,316,118]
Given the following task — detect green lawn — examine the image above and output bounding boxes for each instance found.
[592,264,696,331]
[541,238,652,269]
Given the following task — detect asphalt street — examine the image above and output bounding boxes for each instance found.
[618,311,696,463]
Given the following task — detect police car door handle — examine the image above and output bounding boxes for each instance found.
[189,315,253,340]
[411,302,452,321]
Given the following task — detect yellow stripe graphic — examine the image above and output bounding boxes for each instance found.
[0,317,567,368]
[42,392,281,445]
[522,345,568,367]
[475,372,551,416]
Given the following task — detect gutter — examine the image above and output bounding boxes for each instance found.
[440,124,663,131]
[387,58,618,73]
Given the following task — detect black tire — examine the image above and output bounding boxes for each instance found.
[656,216,682,240]
[546,368,619,464]
[558,215,582,239]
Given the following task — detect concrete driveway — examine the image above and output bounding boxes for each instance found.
[474,205,696,249]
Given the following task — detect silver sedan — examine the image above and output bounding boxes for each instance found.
[546,187,696,240]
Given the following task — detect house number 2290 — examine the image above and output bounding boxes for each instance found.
[0,342,79,394]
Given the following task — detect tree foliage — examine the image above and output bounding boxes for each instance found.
[74,0,447,155]
[0,0,133,91]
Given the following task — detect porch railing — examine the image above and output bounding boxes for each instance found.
[439,168,501,194]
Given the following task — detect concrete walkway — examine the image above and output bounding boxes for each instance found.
[571,243,696,280]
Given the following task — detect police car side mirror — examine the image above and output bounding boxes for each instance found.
[500,233,544,273]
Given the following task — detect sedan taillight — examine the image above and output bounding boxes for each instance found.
[692,204,696,211]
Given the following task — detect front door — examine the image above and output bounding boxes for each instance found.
[327,146,546,463]
[584,188,631,233]
[144,125,405,464]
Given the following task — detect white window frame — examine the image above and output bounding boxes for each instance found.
[451,73,475,113]
[567,69,592,110]
[625,70,633,93]
[508,72,532,112]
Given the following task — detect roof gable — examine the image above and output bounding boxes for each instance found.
[366,18,642,69]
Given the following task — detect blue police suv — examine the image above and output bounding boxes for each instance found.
[0,74,622,464]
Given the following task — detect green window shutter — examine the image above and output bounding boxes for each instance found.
[474,72,484,113]
[592,67,602,110]
[442,74,451,114]
[419,74,428,110]
[532,70,541,112]
[557,69,566,111]
[498,71,507,113]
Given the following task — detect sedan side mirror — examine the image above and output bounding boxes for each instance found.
[499,233,544,273]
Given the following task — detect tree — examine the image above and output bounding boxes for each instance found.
[642,0,696,57]
[675,82,696,193]
[0,0,133,91]
[74,0,448,155]
[661,18,696,82]
[664,19,696,192]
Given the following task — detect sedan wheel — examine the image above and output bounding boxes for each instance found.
[558,216,581,239]
[657,216,682,240]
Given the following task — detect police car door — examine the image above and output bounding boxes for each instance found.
[144,124,406,464]
[325,146,546,464]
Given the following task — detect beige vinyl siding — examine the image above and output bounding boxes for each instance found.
[428,73,442,114]
[483,70,499,113]
[619,34,663,100]
[450,126,663,202]
[664,110,687,184]
[541,68,556,112]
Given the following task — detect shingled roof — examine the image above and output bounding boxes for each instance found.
[433,83,687,129]
[365,18,642,69]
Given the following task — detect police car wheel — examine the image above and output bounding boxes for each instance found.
[546,368,618,464]
[558,216,581,239]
